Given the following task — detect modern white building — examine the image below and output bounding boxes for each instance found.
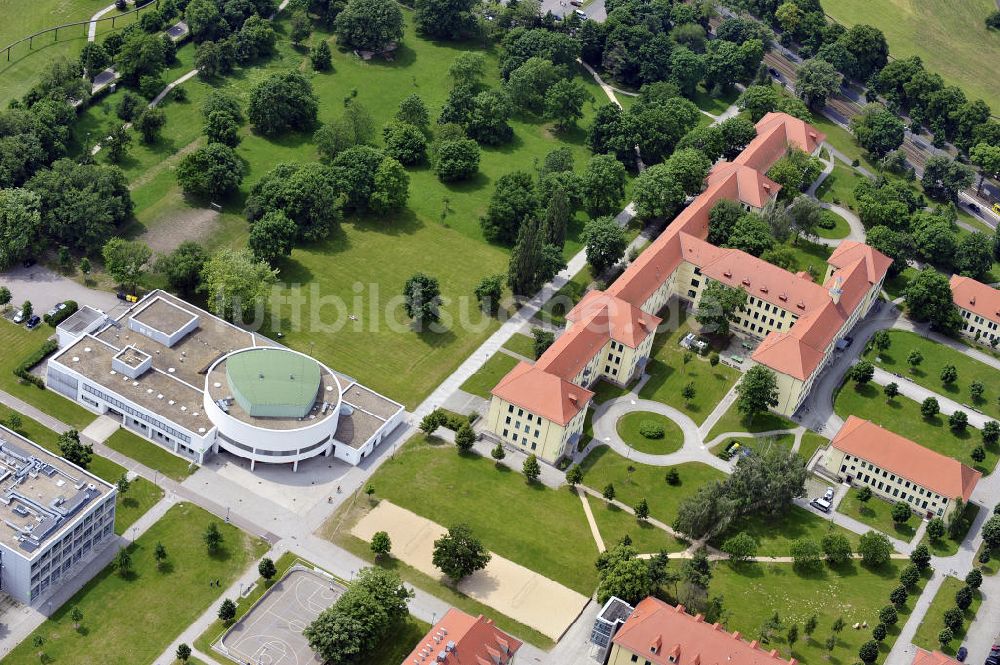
[0,426,116,604]
[46,291,404,470]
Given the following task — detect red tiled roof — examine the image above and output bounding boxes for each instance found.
[750,331,825,381]
[613,598,797,665]
[692,238,832,314]
[950,275,1000,324]
[568,291,662,348]
[831,416,981,501]
[911,648,963,665]
[734,112,826,171]
[490,361,593,426]
[707,161,782,209]
[489,113,887,419]
[399,608,521,665]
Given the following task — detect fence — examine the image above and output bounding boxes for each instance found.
[1,0,160,62]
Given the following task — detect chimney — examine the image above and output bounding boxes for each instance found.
[568,393,578,404]
[830,276,843,305]
[970,296,976,305]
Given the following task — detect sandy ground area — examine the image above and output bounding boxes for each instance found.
[351,501,589,641]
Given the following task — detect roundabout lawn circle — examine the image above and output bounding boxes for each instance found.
[615,411,684,455]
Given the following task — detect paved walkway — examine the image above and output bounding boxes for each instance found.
[87,1,121,42]
[577,489,606,553]
[870,367,993,429]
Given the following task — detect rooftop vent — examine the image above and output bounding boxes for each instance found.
[167,367,176,374]
[84,347,91,353]
[71,356,79,363]
[778,293,788,301]
[723,270,733,278]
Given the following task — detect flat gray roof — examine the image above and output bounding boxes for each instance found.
[57,306,104,336]
[0,426,112,558]
[131,296,198,336]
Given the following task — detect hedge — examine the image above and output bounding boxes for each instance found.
[44,300,78,327]
[13,339,59,388]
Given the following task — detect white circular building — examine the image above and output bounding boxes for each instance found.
[203,347,343,470]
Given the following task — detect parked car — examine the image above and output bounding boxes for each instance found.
[570,0,583,6]
[810,498,832,513]
[968,203,981,215]
[843,336,854,348]
[26,315,41,329]
[768,67,780,78]
[823,487,835,502]
[955,645,966,662]
[574,9,588,19]
[12,310,25,324]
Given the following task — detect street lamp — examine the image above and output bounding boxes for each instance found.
[225,506,230,523]
[131,526,137,545]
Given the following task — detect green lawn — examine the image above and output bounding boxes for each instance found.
[711,433,796,457]
[638,311,740,424]
[813,209,852,240]
[923,502,980,557]
[459,351,520,399]
[865,330,1000,421]
[706,401,797,442]
[584,494,687,553]
[714,504,862,557]
[799,431,829,464]
[0,0,141,107]
[536,267,593,327]
[615,411,684,455]
[778,237,834,277]
[837,487,918,540]
[710,559,922,664]
[883,266,919,300]
[0,322,98,429]
[825,0,1000,114]
[912,576,982,656]
[502,333,536,360]
[326,433,604,595]
[691,84,740,116]
[3,502,268,665]
[0,404,162,534]
[103,428,195,481]
[816,161,866,210]
[834,379,998,475]
[578,446,726,526]
[84,11,628,410]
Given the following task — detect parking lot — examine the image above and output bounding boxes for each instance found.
[218,568,344,665]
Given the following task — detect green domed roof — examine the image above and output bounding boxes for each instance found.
[225,348,321,418]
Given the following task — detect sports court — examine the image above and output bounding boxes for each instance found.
[217,567,343,665]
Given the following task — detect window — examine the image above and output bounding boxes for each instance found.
[508,404,514,413]
[512,434,518,442]
[505,416,511,424]
[688,289,696,298]
[517,408,523,416]
[690,279,700,288]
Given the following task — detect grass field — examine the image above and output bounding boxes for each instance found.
[837,487,918,540]
[535,267,593,326]
[638,311,740,424]
[0,0,142,107]
[711,559,922,664]
[103,428,195,481]
[714,504,862,557]
[74,12,625,410]
[4,502,268,665]
[813,209,852,240]
[883,266,919,300]
[583,494,687,553]
[824,0,1000,113]
[578,446,726,526]
[864,330,1000,421]
[834,379,998,475]
[0,404,163,534]
[459,350,520,399]
[615,411,684,454]
[779,237,833,276]
[799,431,829,463]
[816,161,866,210]
[922,502,980,558]
[706,401,797,442]
[502,333,536,359]
[912,576,982,656]
[0,322,98,429]
[324,433,604,595]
